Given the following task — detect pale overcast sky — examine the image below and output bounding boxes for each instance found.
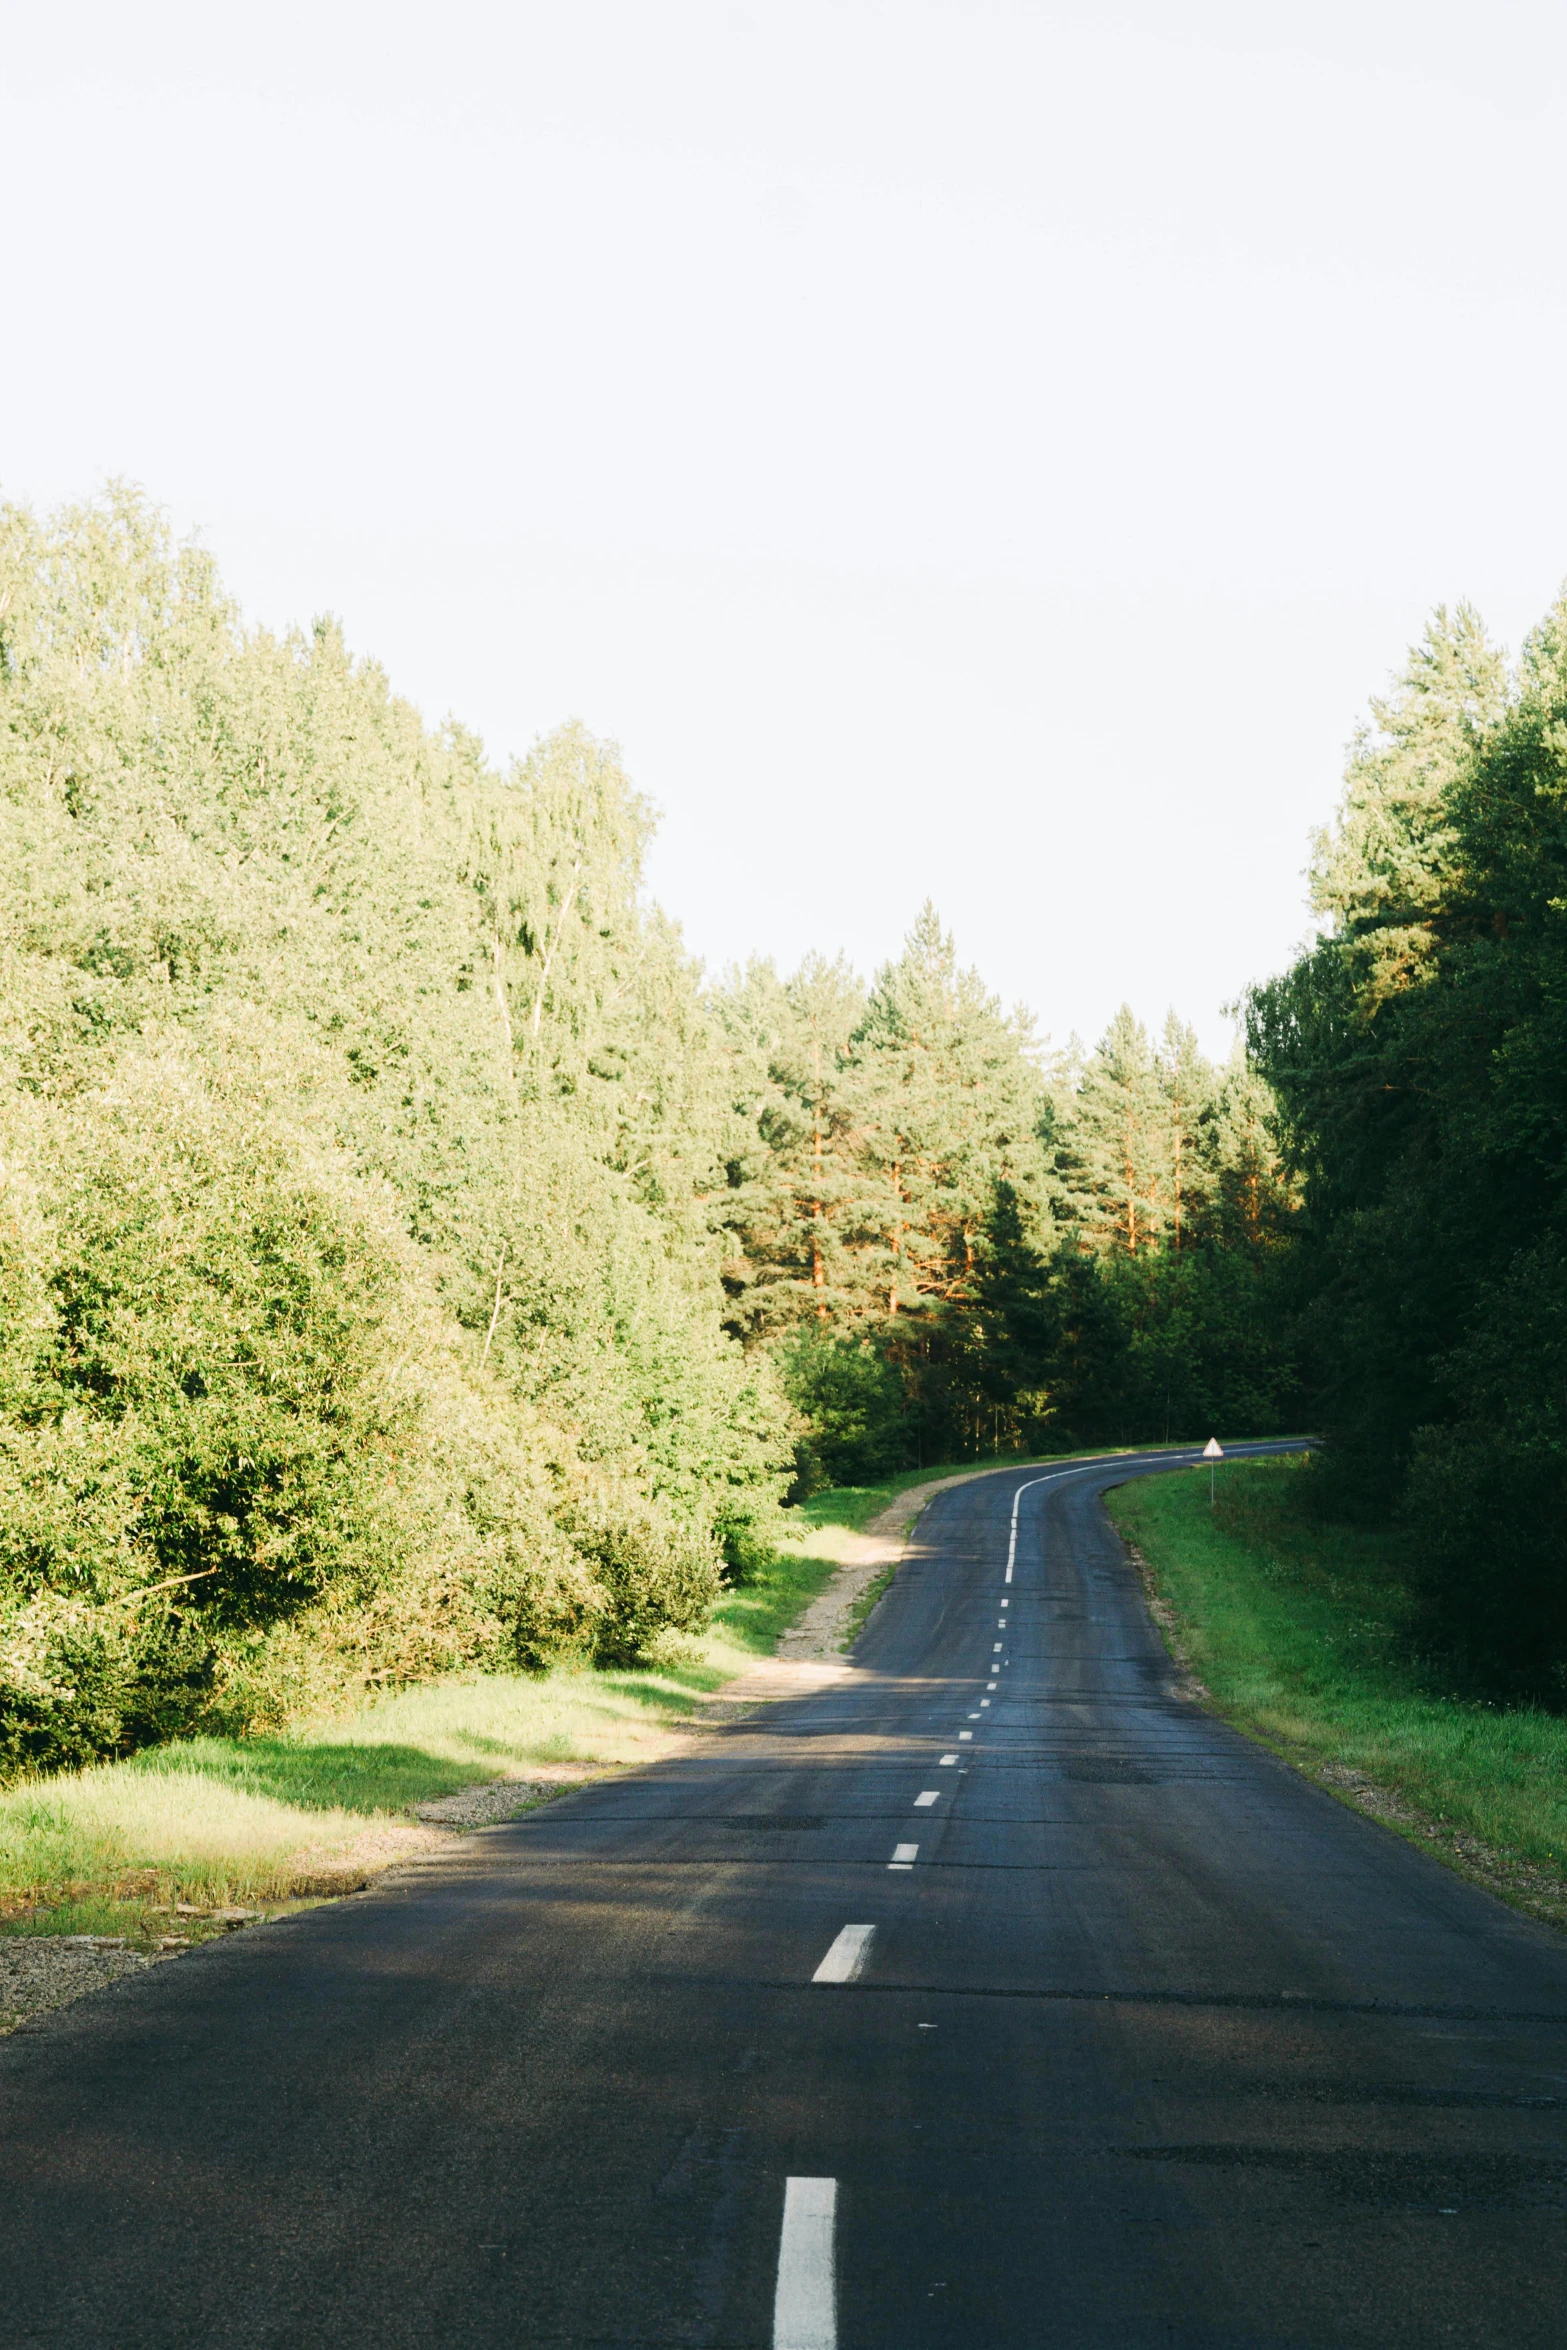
[6,0,1567,1054]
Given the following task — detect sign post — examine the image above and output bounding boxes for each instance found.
[1202,1436,1223,1505]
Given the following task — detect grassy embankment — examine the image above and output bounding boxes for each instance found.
[1108,1455,1567,1929]
[0,1453,1081,1943]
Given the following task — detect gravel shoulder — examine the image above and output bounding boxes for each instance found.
[0,1938,156,2036]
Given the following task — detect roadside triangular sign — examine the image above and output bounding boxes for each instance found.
[1202,1438,1223,1459]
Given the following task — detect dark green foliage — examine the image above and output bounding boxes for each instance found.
[0,1615,216,1778]
[1249,597,1567,1692]
[564,1503,723,1667]
[775,1326,912,1494]
[1403,1248,1567,1689]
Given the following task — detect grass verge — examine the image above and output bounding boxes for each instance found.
[0,1537,842,1945]
[1107,1455,1567,1931]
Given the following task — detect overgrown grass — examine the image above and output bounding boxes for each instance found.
[0,1527,845,1937]
[1108,1457,1567,1916]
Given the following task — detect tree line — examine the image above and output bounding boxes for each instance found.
[715,937,1297,1485]
[0,487,1299,1776]
[1250,597,1567,1695]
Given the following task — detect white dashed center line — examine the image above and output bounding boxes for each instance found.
[889,1843,919,1870]
[1004,1563,1013,1583]
[994,1643,1003,1653]
[812,1925,876,1983]
[939,1753,958,1766]
[774,2177,837,2350]
[914,1790,940,1807]
[958,1730,973,1740]
[980,1699,990,1707]
[987,1681,997,1690]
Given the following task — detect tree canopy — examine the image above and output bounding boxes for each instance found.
[0,484,1307,1773]
[1249,594,1567,1689]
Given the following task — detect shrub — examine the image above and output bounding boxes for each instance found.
[775,1325,911,1494]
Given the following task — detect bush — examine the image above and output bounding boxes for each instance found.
[564,1497,723,1666]
[0,1041,602,1766]
[775,1325,911,1494]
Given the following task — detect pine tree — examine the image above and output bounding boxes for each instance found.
[1070,1006,1168,1253]
[849,904,1049,1319]
[713,953,867,1337]
[1157,1013,1212,1252]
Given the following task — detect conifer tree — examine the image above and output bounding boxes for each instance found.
[848,904,1050,1321]
[1070,1006,1168,1253]
[1158,1013,1212,1252]
[713,954,867,1337]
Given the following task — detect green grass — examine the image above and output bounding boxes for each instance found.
[0,1522,846,1937]
[1107,1456,1567,1920]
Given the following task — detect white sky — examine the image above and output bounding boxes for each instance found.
[6,0,1567,1055]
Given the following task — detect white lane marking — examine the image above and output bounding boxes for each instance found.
[939,1753,958,1765]
[1006,1469,1066,1576]
[1000,1597,1009,1607]
[980,1699,990,1707]
[958,1730,973,1740]
[812,1925,876,1983]
[997,1619,1006,1628]
[1002,1451,1209,1580]
[889,1842,919,1869]
[967,1711,981,1718]
[994,1642,1003,1653]
[915,1790,939,1806]
[987,1681,997,1690]
[774,2177,837,2350]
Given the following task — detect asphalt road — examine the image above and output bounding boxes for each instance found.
[6,1445,1567,2348]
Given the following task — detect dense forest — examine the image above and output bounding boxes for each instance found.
[0,488,1302,1774]
[1250,599,1567,1694]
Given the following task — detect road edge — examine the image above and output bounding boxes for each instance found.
[1112,1501,1567,1940]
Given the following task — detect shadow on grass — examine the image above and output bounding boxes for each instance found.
[711,1548,843,1654]
[127,1737,497,1815]
[39,1543,856,1845]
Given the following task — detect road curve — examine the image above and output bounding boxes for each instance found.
[5,1445,1567,2347]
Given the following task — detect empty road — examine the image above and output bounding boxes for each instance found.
[5,1445,1567,2346]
